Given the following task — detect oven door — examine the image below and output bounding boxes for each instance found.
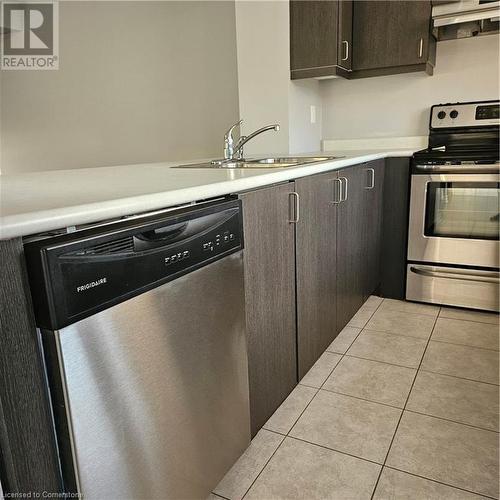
[408,172,500,268]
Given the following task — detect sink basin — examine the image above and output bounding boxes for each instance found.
[173,156,343,169]
[247,156,337,166]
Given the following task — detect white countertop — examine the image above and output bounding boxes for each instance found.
[0,149,415,240]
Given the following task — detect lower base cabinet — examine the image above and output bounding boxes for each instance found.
[362,159,385,300]
[241,159,387,434]
[337,160,385,330]
[336,164,367,330]
[295,171,338,379]
[240,183,298,437]
[380,157,411,299]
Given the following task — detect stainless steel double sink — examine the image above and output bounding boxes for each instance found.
[173,156,343,169]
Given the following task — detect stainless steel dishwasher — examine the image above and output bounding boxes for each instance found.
[24,198,250,500]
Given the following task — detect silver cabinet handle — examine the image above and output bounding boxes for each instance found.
[332,178,342,204]
[365,168,375,189]
[340,176,348,202]
[288,192,300,223]
[418,38,424,58]
[410,266,500,284]
[342,40,349,61]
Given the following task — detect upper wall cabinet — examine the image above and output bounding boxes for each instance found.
[290,0,435,80]
[352,0,436,77]
[290,0,353,79]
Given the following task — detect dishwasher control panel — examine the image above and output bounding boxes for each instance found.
[25,199,243,330]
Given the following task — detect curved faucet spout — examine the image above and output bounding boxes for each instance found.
[232,123,280,160]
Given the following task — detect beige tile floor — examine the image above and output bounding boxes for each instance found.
[212,297,499,500]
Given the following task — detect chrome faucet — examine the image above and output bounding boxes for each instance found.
[223,120,280,160]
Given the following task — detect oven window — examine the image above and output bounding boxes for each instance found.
[425,182,500,240]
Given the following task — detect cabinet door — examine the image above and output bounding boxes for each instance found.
[361,159,385,299]
[295,172,338,379]
[290,0,339,77]
[353,1,432,71]
[240,183,297,437]
[338,0,353,71]
[336,165,366,330]
[380,158,411,300]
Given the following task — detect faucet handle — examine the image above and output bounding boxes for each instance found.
[224,119,243,142]
[224,119,243,159]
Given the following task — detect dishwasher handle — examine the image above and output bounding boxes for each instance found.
[134,209,237,251]
[136,222,188,243]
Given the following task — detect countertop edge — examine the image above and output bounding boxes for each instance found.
[0,150,413,240]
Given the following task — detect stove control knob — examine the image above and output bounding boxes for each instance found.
[437,111,446,119]
[450,110,459,119]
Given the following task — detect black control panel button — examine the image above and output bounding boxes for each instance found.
[437,111,446,119]
[450,110,459,119]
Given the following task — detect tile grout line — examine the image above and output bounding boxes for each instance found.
[438,313,500,326]
[286,434,383,466]
[317,386,500,434]
[239,431,287,500]
[374,307,440,319]
[319,387,405,410]
[345,297,385,328]
[317,351,499,432]
[318,297,385,392]
[384,465,499,500]
[250,428,499,500]
[343,352,420,370]
[219,299,498,499]
[330,344,500,389]
[340,352,500,386]
[404,408,500,434]
[360,326,435,341]
[241,297,385,498]
[429,337,500,353]
[369,305,442,500]
[289,296,385,433]
[341,298,385,354]
[419,367,500,387]
[266,429,500,500]
[211,493,231,500]
[302,298,498,497]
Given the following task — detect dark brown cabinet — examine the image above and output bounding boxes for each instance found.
[352,0,436,77]
[361,159,385,299]
[290,0,353,79]
[380,157,411,300]
[336,165,366,330]
[290,0,435,80]
[295,171,338,379]
[241,161,387,434]
[336,159,385,329]
[240,183,298,437]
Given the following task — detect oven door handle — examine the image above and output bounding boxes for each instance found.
[414,165,500,174]
[409,266,500,284]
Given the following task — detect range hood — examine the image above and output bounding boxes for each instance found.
[432,0,500,40]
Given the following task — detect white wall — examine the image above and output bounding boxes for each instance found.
[1,1,239,174]
[235,0,322,155]
[321,35,500,140]
[235,0,290,154]
[289,79,322,154]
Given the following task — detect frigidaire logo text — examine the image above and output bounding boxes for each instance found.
[76,277,107,293]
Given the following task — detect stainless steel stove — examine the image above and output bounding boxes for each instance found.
[406,100,499,312]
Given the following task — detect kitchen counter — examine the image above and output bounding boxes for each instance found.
[0,149,415,240]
